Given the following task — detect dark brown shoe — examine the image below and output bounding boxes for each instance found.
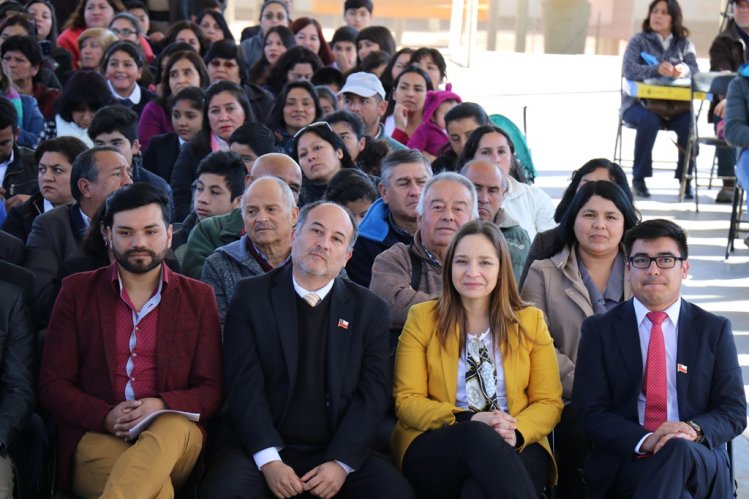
[633,178,650,197]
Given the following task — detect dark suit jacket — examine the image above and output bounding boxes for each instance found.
[143,132,181,183]
[572,299,747,496]
[24,204,87,323]
[38,263,223,489]
[0,230,23,264]
[223,264,391,470]
[1,145,36,197]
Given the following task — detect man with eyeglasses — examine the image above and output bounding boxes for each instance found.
[573,219,746,498]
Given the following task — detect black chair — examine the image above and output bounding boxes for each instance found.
[726,184,747,259]
[681,72,737,211]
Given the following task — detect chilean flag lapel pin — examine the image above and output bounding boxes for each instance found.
[677,364,688,374]
[338,319,349,330]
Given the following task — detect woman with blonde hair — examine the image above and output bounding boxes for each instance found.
[393,220,563,498]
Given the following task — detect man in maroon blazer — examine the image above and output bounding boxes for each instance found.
[39,182,223,497]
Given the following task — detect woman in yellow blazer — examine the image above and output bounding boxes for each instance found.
[393,220,563,498]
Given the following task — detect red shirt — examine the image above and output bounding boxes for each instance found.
[111,265,169,401]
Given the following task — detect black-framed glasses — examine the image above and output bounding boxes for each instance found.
[629,255,685,269]
[293,121,332,139]
[111,28,137,37]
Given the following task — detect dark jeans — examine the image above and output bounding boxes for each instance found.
[402,421,549,499]
[623,103,693,180]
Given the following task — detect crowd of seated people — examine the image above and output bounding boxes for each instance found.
[0,0,745,497]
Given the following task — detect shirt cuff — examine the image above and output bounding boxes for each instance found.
[253,447,283,470]
[335,460,354,475]
[634,433,652,454]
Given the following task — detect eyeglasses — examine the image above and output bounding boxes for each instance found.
[293,121,332,139]
[208,60,238,68]
[111,28,137,36]
[628,255,685,269]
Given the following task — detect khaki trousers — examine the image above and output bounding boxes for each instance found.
[72,413,203,499]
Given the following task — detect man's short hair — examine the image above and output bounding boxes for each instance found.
[379,149,433,188]
[103,182,171,228]
[331,26,357,46]
[623,218,689,260]
[416,172,478,219]
[241,175,296,213]
[324,110,365,139]
[34,136,89,166]
[196,151,246,200]
[444,102,489,128]
[228,123,275,157]
[297,200,358,251]
[1,35,43,69]
[70,146,121,203]
[0,97,18,132]
[88,105,139,144]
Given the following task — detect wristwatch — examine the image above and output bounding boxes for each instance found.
[686,420,704,443]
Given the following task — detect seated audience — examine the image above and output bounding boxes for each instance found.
[381,47,413,98]
[346,149,432,287]
[181,152,303,279]
[137,49,208,152]
[343,0,372,32]
[160,20,208,57]
[227,122,276,175]
[39,182,222,497]
[290,17,333,65]
[393,220,563,498]
[24,146,131,323]
[292,120,356,206]
[172,150,245,258]
[171,80,250,222]
[88,104,173,211]
[323,168,378,224]
[461,159,530,281]
[0,230,23,263]
[407,84,461,162]
[196,8,233,45]
[315,84,338,115]
[339,71,406,152]
[518,158,632,287]
[329,26,357,74]
[264,45,323,96]
[324,109,389,176]
[199,201,414,499]
[238,0,290,70]
[36,69,114,146]
[431,101,489,173]
[370,172,477,335]
[383,65,432,145]
[76,27,118,71]
[202,176,298,329]
[267,80,322,156]
[0,61,43,148]
[249,25,295,88]
[0,97,36,211]
[1,35,60,120]
[2,136,88,242]
[573,219,746,497]
[409,47,447,90]
[458,125,555,240]
[355,25,395,62]
[101,40,157,115]
[142,86,205,182]
[521,180,639,497]
[108,11,154,63]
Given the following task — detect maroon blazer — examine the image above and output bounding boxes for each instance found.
[39,263,223,489]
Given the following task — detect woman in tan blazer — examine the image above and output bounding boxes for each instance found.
[520,180,639,497]
[393,220,563,498]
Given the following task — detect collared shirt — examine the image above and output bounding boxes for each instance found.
[455,328,508,412]
[578,252,626,315]
[657,32,674,51]
[254,274,353,474]
[43,198,54,212]
[420,241,442,267]
[107,80,142,105]
[0,148,14,186]
[633,297,681,452]
[79,207,91,228]
[111,264,168,401]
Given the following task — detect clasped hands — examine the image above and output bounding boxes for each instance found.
[261,460,346,499]
[657,61,688,79]
[471,409,518,447]
[103,397,166,441]
[640,421,697,455]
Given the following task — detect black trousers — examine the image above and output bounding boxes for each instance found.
[199,440,415,499]
[402,421,550,499]
[612,437,731,499]
[555,403,591,499]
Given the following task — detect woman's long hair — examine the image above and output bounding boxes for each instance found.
[553,158,632,223]
[642,0,689,39]
[548,180,641,257]
[290,17,333,65]
[249,25,295,86]
[436,220,529,354]
[457,125,527,184]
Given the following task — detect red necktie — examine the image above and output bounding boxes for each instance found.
[643,311,668,431]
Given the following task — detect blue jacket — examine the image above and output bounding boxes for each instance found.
[18,95,44,148]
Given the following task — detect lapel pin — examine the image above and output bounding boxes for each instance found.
[337,319,349,330]
[677,364,688,374]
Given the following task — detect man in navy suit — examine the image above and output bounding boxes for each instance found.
[573,219,746,498]
[200,201,414,499]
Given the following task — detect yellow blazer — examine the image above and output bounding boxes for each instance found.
[392,300,563,481]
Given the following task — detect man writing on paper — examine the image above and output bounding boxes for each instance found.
[39,182,223,497]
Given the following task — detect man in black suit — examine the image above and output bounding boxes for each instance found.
[0,230,23,264]
[573,219,746,498]
[200,201,413,499]
[0,97,36,212]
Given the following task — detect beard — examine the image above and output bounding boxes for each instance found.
[113,246,165,274]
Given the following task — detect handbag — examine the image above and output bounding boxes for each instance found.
[641,98,691,120]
